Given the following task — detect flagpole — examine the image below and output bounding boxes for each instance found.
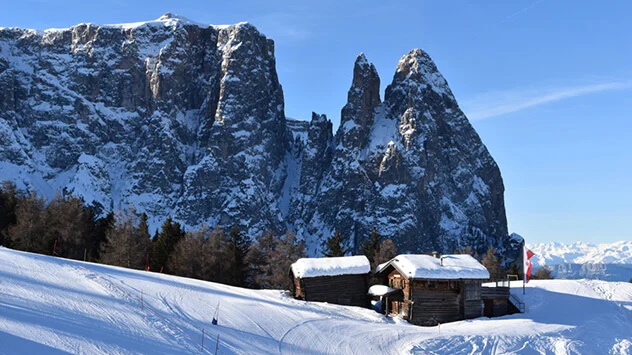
[523,242,526,295]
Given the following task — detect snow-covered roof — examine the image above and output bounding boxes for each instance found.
[376,254,490,280]
[291,256,371,278]
[367,285,400,296]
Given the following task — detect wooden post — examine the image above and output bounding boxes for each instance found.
[385,296,389,315]
[84,248,87,262]
[52,239,58,256]
[201,328,204,352]
[160,266,164,274]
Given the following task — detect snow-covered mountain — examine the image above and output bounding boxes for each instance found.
[529,241,632,267]
[0,13,518,259]
[528,241,632,281]
[2,247,632,354]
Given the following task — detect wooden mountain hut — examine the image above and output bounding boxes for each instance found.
[375,254,490,326]
[290,255,371,307]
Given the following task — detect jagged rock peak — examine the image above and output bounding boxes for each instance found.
[391,48,452,97]
[310,111,329,124]
[157,12,186,21]
[338,53,381,149]
[350,53,380,100]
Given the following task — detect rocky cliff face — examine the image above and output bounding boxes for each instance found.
[291,51,517,257]
[0,14,519,259]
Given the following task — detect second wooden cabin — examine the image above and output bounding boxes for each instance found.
[290,255,371,307]
[375,254,490,326]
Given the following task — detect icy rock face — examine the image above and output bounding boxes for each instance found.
[292,50,514,258]
[0,17,515,260]
[0,15,288,235]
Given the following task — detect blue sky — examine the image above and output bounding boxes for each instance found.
[2,0,631,244]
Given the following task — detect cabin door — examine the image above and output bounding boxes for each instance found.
[391,301,408,318]
[483,299,494,317]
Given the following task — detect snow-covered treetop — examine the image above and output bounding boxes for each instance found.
[291,255,371,278]
[376,254,490,280]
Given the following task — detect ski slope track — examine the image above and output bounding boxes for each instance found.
[1,247,631,354]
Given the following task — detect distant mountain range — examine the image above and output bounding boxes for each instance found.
[528,241,632,281]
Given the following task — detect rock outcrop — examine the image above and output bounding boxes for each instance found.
[0,15,519,260]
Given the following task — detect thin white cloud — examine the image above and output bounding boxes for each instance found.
[462,81,632,120]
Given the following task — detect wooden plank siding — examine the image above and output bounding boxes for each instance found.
[296,274,369,308]
[410,281,461,326]
[481,287,510,317]
[481,287,510,299]
[462,281,483,320]
[383,267,485,326]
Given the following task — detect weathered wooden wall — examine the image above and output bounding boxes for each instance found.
[483,299,508,317]
[462,281,483,319]
[481,286,510,317]
[481,287,510,299]
[410,280,461,326]
[381,265,486,326]
[299,274,369,307]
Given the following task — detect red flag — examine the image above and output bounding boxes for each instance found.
[524,247,535,283]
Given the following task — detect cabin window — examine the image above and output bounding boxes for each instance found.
[390,278,404,289]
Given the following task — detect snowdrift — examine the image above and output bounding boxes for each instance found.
[1,247,631,354]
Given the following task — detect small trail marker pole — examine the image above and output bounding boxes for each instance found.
[160,266,164,274]
[201,328,205,352]
[52,239,58,256]
[215,334,220,355]
[438,322,440,336]
[84,248,87,261]
[212,301,220,325]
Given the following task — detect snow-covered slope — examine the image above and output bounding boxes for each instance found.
[1,247,631,354]
[529,241,632,266]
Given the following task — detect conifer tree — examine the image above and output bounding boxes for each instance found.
[272,230,306,289]
[0,181,20,247]
[8,191,46,253]
[246,229,306,289]
[322,230,348,257]
[360,229,381,268]
[90,211,115,261]
[208,226,231,283]
[100,209,149,269]
[505,262,521,279]
[42,194,93,260]
[151,217,184,272]
[168,224,214,280]
[533,266,553,280]
[227,225,251,287]
[246,230,277,288]
[482,246,501,280]
[374,239,398,267]
[138,213,152,268]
